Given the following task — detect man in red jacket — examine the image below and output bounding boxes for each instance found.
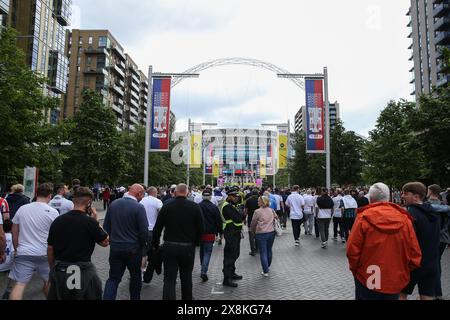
[346,182,422,300]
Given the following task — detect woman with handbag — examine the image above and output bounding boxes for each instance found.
[250,196,277,277]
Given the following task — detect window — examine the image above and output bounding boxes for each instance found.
[98,36,107,48]
[79,36,83,45]
[88,36,93,45]
[87,56,92,66]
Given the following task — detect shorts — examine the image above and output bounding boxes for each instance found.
[402,268,438,297]
[8,255,50,284]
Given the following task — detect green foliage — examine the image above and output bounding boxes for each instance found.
[330,120,365,186]
[0,27,60,186]
[363,100,425,188]
[62,90,126,185]
[289,133,326,187]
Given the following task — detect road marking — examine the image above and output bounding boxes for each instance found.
[211,283,225,294]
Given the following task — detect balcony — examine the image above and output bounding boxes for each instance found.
[130,97,139,109]
[85,48,108,55]
[130,106,139,117]
[435,31,450,45]
[84,68,108,76]
[131,72,140,85]
[53,0,71,26]
[130,89,140,101]
[434,16,450,31]
[409,77,415,84]
[0,0,9,15]
[129,116,139,126]
[407,32,413,38]
[109,64,125,79]
[408,54,414,61]
[112,104,123,115]
[406,7,411,16]
[111,44,126,61]
[433,2,450,18]
[129,65,140,77]
[110,84,124,97]
[437,75,450,87]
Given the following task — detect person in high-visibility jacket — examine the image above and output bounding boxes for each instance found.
[221,187,245,287]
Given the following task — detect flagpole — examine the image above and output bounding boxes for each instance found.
[144,65,153,187]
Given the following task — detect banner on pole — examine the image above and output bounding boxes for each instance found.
[278,125,288,169]
[305,79,325,154]
[23,167,38,200]
[213,158,220,178]
[190,123,202,168]
[259,159,267,178]
[150,78,171,152]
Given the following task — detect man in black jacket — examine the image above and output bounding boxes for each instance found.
[400,182,440,300]
[152,184,204,300]
[198,189,223,282]
[221,187,245,287]
[5,184,30,220]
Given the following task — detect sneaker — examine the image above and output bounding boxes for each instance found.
[201,274,208,282]
[261,272,269,277]
[321,242,327,249]
[342,239,346,244]
[295,240,300,246]
[249,251,256,256]
[332,237,337,241]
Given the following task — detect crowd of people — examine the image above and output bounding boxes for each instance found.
[0,179,449,301]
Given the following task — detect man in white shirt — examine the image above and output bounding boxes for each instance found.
[285,185,305,246]
[303,190,315,236]
[332,189,345,243]
[139,187,163,271]
[48,184,74,215]
[9,183,59,300]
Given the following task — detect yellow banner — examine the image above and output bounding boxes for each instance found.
[213,158,220,178]
[190,124,202,168]
[260,159,266,178]
[278,127,288,169]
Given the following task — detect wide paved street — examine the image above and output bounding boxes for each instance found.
[22,202,450,300]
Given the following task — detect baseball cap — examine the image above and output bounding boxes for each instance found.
[227,187,239,196]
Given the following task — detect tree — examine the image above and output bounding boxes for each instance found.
[0,27,60,186]
[289,132,326,187]
[62,90,126,185]
[330,120,365,186]
[363,100,424,189]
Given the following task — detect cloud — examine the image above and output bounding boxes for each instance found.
[71,0,413,137]
[72,0,234,45]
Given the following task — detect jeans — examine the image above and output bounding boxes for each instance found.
[318,218,331,243]
[200,242,214,275]
[163,243,195,300]
[255,232,276,273]
[104,247,143,300]
[103,199,109,210]
[291,219,304,241]
[354,278,399,300]
[332,217,344,238]
[436,242,448,297]
[303,214,314,234]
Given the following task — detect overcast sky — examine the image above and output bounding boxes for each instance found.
[71,0,412,137]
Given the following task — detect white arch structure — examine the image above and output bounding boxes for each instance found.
[170,57,305,90]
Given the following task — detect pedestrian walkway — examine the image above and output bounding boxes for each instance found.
[20,209,450,300]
